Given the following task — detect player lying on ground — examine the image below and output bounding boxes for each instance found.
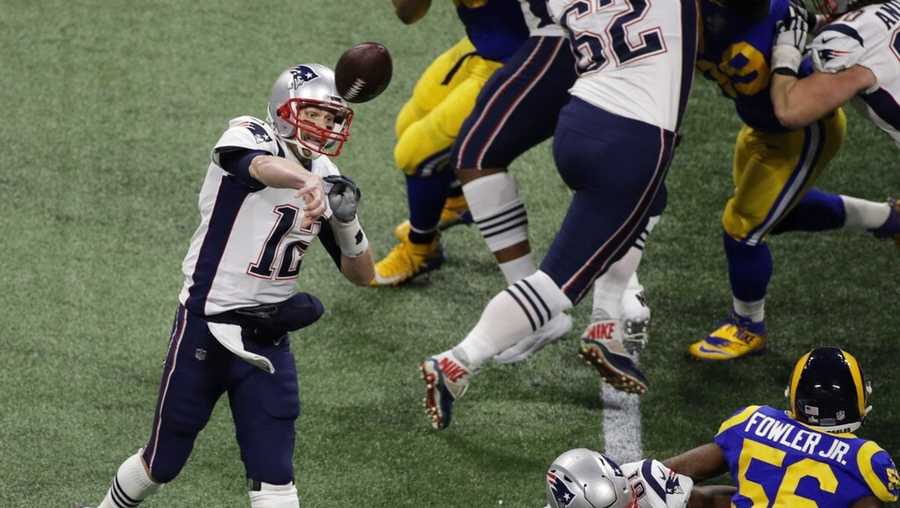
[76,64,374,508]
[664,347,899,507]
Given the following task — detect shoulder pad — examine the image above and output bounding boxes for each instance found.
[214,116,280,156]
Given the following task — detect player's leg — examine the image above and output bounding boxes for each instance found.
[771,188,899,240]
[86,307,226,507]
[689,111,846,361]
[451,36,577,363]
[228,336,300,508]
[420,102,676,429]
[586,214,660,354]
[373,52,503,286]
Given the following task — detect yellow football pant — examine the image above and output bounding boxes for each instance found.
[394,37,503,176]
[722,109,847,245]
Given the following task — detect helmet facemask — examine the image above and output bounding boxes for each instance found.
[276,98,353,158]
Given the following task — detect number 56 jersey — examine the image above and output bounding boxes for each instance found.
[715,405,899,507]
[547,0,698,133]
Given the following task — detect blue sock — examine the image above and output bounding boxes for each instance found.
[723,231,772,303]
[771,188,845,235]
[406,171,454,244]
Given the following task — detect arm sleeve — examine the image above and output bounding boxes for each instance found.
[316,220,344,270]
[215,148,268,191]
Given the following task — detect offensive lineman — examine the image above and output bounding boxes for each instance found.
[419,0,700,430]
[76,64,374,508]
[769,0,900,246]
[449,0,657,392]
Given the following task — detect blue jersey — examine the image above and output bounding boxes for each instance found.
[715,405,899,507]
[697,0,790,131]
[454,0,529,62]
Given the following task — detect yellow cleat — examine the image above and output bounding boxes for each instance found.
[371,236,446,286]
[688,314,767,361]
[393,194,473,241]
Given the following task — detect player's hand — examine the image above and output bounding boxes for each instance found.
[323,175,362,223]
[295,173,326,228]
[772,2,812,75]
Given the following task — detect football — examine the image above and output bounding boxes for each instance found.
[334,42,393,103]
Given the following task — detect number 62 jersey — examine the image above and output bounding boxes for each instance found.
[547,0,698,133]
[810,0,900,148]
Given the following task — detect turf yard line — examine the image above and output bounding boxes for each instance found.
[601,354,643,463]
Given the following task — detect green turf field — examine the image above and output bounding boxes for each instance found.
[2,1,898,506]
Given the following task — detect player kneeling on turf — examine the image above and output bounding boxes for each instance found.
[75,63,374,508]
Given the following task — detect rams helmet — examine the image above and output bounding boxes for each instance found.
[546,449,631,508]
[267,64,353,158]
[786,347,872,433]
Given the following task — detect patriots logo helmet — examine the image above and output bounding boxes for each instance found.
[266,63,354,158]
[785,347,872,433]
[546,449,633,508]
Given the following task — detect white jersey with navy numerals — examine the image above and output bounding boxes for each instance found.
[519,0,565,36]
[621,459,694,508]
[178,116,339,316]
[811,0,900,147]
[547,0,697,132]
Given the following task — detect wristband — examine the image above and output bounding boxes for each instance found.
[331,216,368,258]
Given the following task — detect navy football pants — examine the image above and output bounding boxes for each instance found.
[542,98,674,305]
[141,305,300,485]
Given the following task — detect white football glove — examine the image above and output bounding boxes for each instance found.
[772,2,813,76]
[323,174,362,223]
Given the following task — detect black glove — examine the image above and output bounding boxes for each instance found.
[323,175,362,223]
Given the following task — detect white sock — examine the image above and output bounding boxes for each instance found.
[733,297,765,323]
[463,172,529,253]
[99,450,161,508]
[249,482,299,508]
[591,247,644,321]
[841,195,890,230]
[498,255,537,284]
[457,271,572,368]
[626,272,643,293]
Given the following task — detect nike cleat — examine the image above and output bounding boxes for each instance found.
[622,288,651,354]
[688,313,767,360]
[371,236,446,286]
[870,197,900,250]
[579,321,648,395]
[494,312,573,364]
[393,194,474,241]
[420,351,471,430]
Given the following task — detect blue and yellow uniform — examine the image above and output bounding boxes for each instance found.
[689,0,847,360]
[374,0,530,286]
[394,0,528,175]
[715,405,899,506]
[697,0,846,245]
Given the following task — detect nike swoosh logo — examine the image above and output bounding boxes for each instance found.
[698,345,727,354]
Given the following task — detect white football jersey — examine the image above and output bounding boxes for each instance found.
[519,0,565,36]
[178,116,340,316]
[621,459,694,508]
[810,0,900,148]
[547,0,697,132]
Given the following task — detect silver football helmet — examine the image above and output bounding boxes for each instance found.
[546,449,632,508]
[267,63,353,158]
